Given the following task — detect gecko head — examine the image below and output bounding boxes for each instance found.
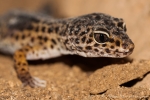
[67,13,134,58]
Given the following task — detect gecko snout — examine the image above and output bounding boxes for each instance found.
[122,40,134,54]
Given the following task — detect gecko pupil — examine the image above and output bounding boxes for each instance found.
[99,34,105,42]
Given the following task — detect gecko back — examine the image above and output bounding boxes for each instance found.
[0,10,57,55]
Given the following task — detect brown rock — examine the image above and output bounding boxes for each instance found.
[89,60,150,94]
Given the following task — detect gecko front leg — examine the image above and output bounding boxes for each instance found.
[13,46,46,88]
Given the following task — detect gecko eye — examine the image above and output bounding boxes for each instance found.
[93,31,109,43]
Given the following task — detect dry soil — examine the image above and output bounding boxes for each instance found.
[0,0,150,100]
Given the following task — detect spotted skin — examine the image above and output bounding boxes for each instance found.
[0,10,134,87]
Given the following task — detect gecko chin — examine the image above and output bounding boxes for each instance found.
[113,51,133,58]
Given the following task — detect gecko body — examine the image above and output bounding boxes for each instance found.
[0,10,134,87]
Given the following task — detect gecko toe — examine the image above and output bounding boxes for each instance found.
[32,77,47,87]
[22,77,46,88]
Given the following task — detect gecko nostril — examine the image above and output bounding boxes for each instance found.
[129,47,134,52]
[122,43,128,49]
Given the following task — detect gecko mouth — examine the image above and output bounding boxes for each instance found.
[115,51,132,58]
[116,45,134,57]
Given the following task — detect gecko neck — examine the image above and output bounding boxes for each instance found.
[44,19,77,55]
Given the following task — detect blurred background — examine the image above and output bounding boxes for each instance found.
[0,0,150,60]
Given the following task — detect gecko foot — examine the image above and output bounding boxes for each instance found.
[22,77,46,88]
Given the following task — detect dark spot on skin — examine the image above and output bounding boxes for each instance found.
[102,44,107,47]
[105,48,110,53]
[38,36,43,40]
[110,46,114,49]
[87,15,93,20]
[66,47,70,51]
[89,33,93,37]
[85,46,92,50]
[94,43,99,47]
[104,20,110,25]
[69,27,74,35]
[21,34,25,39]
[80,31,86,36]
[118,22,124,29]
[30,17,40,23]
[35,26,39,32]
[110,23,115,28]
[39,41,43,45]
[59,31,66,36]
[115,49,119,52]
[51,39,57,44]
[86,39,93,44]
[22,63,27,66]
[18,54,23,58]
[94,48,99,52]
[110,45,115,49]
[64,39,68,44]
[116,40,120,46]
[57,38,60,42]
[81,36,86,43]
[48,27,53,33]
[41,26,46,32]
[87,28,90,32]
[76,25,81,30]
[26,24,34,30]
[19,49,23,52]
[95,15,100,20]
[24,48,29,52]
[17,62,21,66]
[21,68,25,71]
[31,37,34,42]
[124,26,127,32]
[100,52,104,55]
[74,30,79,35]
[51,45,54,49]
[114,18,119,21]
[43,37,48,42]
[15,35,19,40]
[55,27,59,33]
[109,38,115,43]
[75,38,80,44]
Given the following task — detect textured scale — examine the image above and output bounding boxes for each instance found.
[0,10,134,87]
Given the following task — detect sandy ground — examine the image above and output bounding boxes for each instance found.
[0,0,150,100]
